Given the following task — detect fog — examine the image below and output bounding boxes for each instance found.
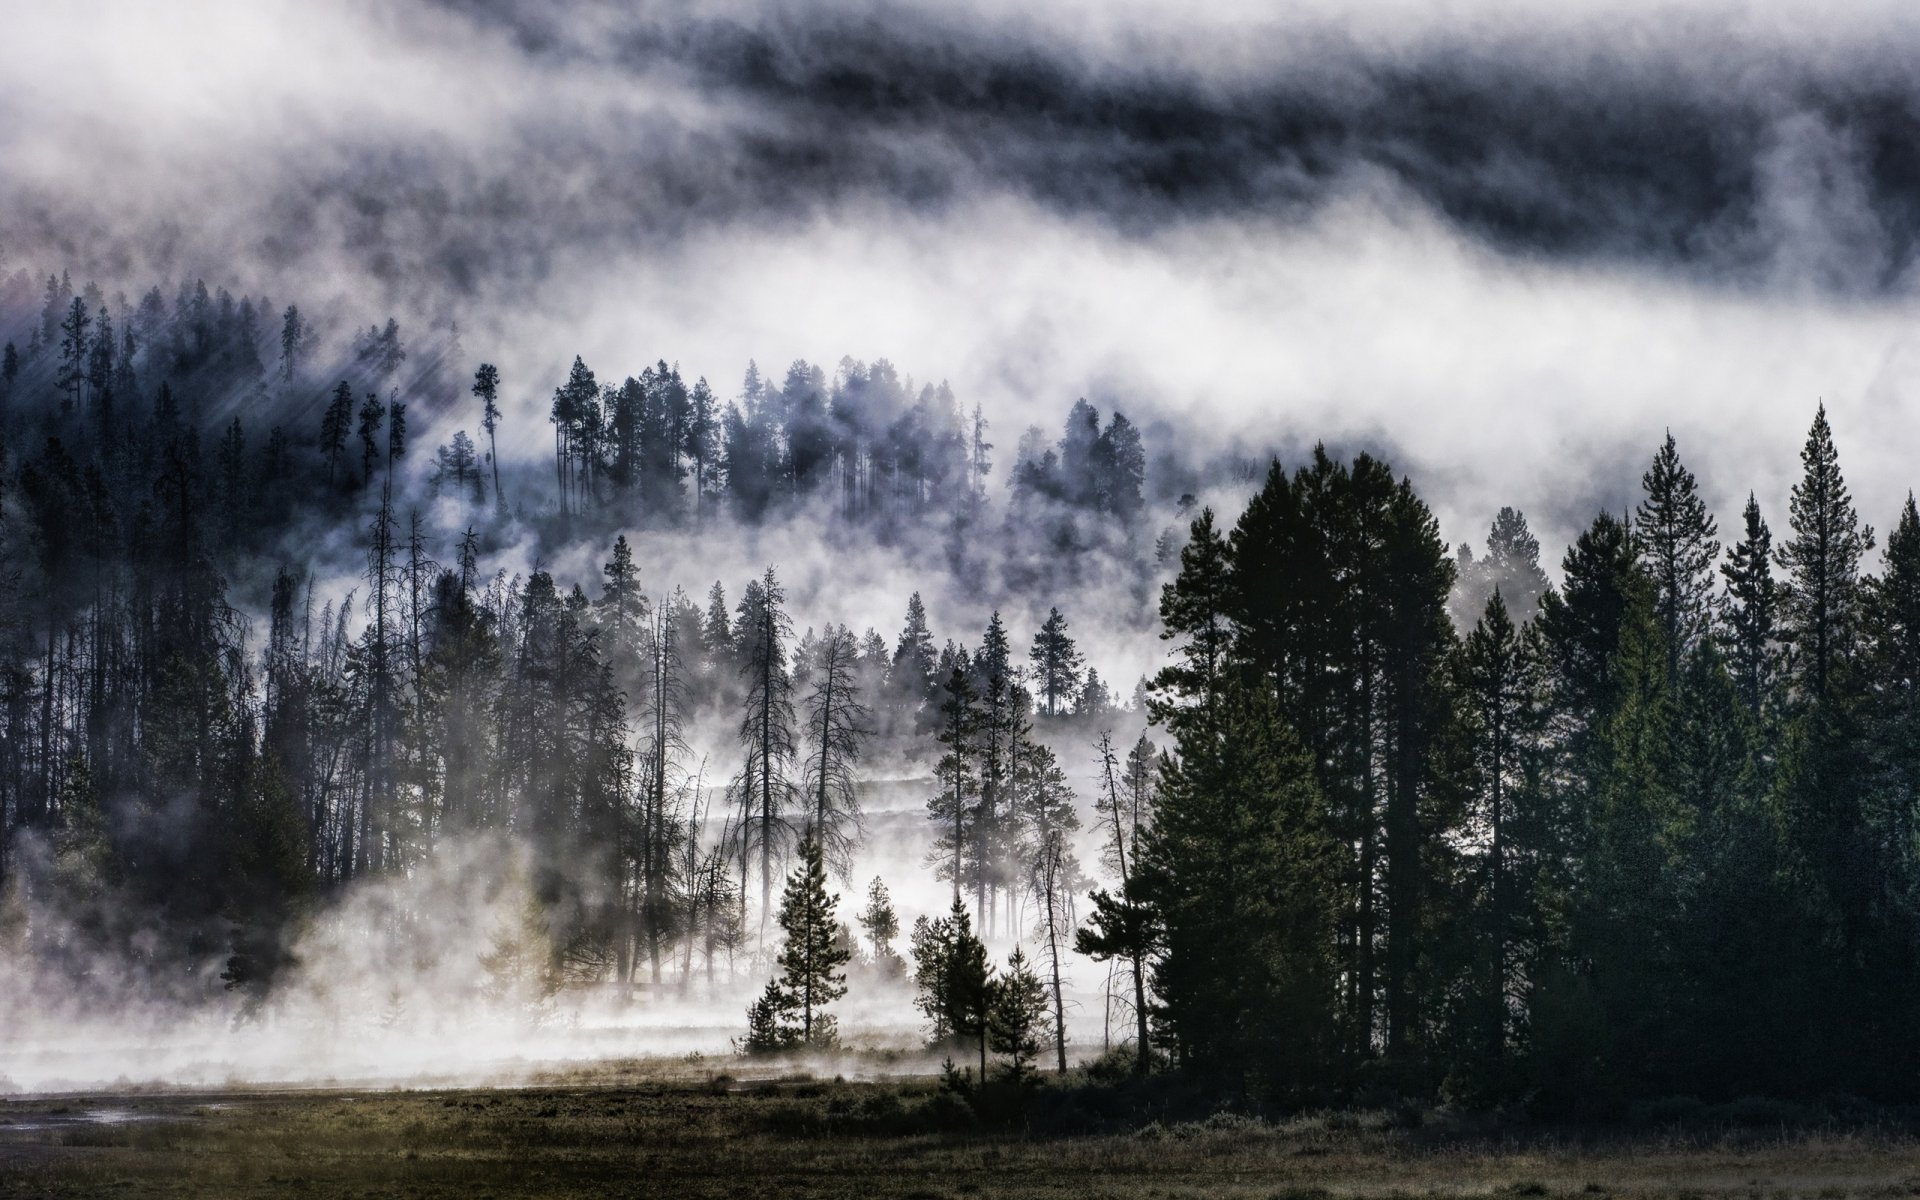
[7,0,1920,1093]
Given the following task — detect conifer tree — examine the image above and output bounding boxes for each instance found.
[1029,827,1078,1072]
[55,295,89,414]
[701,581,733,673]
[911,897,992,1075]
[858,877,904,977]
[1077,730,1157,1073]
[1148,508,1233,739]
[1721,494,1780,717]
[927,656,980,905]
[1455,506,1551,629]
[473,362,504,510]
[800,623,871,876]
[1028,606,1084,717]
[766,834,851,1047]
[320,381,353,486]
[1141,682,1339,1092]
[988,947,1050,1083]
[1635,432,1721,672]
[1456,589,1545,1069]
[891,591,939,722]
[357,391,385,488]
[279,304,307,384]
[734,568,796,936]
[1537,511,1642,761]
[1777,404,1870,702]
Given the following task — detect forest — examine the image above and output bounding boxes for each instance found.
[1,262,1917,1118]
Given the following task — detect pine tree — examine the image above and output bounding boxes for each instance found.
[1537,511,1642,760]
[800,623,871,876]
[1078,731,1157,1073]
[988,947,1050,1083]
[55,295,90,414]
[279,304,308,383]
[1777,404,1870,702]
[386,399,407,470]
[734,568,796,937]
[1028,826,1078,1072]
[1148,508,1233,739]
[912,897,992,1075]
[1456,507,1552,629]
[743,978,797,1054]
[1456,589,1546,1073]
[473,363,504,510]
[927,656,980,905]
[858,877,904,977]
[1029,606,1084,717]
[891,591,939,722]
[702,581,733,673]
[1578,587,1686,1095]
[1635,432,1721,672]
[1721,494,1780,717]
[320,381,353,486]
[765,834,851,1047]
[1141,682,1339,1093]
[357,391,385,488]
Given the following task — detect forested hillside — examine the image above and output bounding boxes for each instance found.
[2,262,1917,1113]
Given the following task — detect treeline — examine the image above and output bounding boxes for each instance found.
[0,263,1159,1012]
[1112,411,1920,1110]
[0,265,1157,579]
[0,406,1129,1007]
[533,354,1146,537]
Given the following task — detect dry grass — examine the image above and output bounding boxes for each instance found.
[6,1075,1920,1199]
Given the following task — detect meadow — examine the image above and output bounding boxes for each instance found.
[7,1067,1920,1200]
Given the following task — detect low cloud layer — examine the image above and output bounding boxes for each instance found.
[5,1,1920,552]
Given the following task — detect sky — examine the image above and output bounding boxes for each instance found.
[7,0,1920,561]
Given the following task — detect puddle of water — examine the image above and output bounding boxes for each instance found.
[0,1107,177,1134]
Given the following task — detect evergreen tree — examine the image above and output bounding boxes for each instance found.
[927,655,980,905]
[734,568,797,937]
[799,623,871,876]
[857,877,904,977]
[320,381,353,486]
[279,304,309,383]
[765,834,851,1047]
[1721,493,1780,717]
[1141,683,1340,1095]
[988,947,1050,1083]
[1455,589,1546,1078]
[1078,730,1157,1073]
[1148,508,1233,739]
[890,591,939,723]
[911,897,993,1076]
[55,295,90,414]
[357,391,385,487]
[1777,404,1870,702]
[1028,606,1084,717]
[1635,432,1721,672]
[473,362,504,510]
[1455,506,1551,629]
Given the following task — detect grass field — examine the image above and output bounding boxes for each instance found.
[7,1070,1920,1199]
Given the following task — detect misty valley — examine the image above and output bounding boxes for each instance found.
[15,1,1920,1192]
[0,260,1914,1116]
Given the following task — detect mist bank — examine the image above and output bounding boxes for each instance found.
[11,1,1920,573]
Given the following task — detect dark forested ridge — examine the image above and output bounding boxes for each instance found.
[1,263,1918,1115]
